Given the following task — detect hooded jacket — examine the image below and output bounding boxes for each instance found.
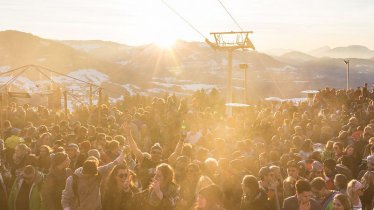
[61,159,120,210]
[7,171,44,210]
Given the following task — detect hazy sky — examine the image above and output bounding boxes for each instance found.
[1,0,373,51]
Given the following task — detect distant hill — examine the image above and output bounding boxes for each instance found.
[279,51,316,64]
[0,30,141,84]
[1,30,374,99]
[309,45,374,59]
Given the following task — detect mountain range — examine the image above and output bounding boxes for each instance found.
[1,30,374,103]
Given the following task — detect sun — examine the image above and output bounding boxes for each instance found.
[155,38,176,49]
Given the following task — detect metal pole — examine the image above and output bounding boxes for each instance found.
[89,85,93,108]
[244,67,248,103]
[227,50,233,116]
[347,61,350,90]
[98,87,102,126]
[63,91,68,119]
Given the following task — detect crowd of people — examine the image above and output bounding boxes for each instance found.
[0,85,374,210]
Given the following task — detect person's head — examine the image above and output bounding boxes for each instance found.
[347,179,364,199]
[14,143,31,159]
[52,152,70,170]
[204,158,218,174]
[186,163,201,180]
[333,142,344,156]
[39,145,52,158]
[154,163,175,187]
[258,166,274,184]
[107,140,119,154]
[334,174,348,191]
[295,180,312,204]
[332,194,351,210]
[66,143,80,159]
[82,159,99,176]
[88,149,101,160]
[344,145,355,156]
[311,177,328,200]
[150,143,163,162]
[241,175,259,197]
[366,154,374,171]
[39,132,51,144]
[196,184,223,209]
[107,163,129,190]
[325,140,334,151]
[23,165,36,184]
[79,141,91,154]
[286,160,299,178]
[323,159,336,178]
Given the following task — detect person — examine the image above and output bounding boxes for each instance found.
[333,174,348,194]
[7,165,44,210]
[66,143,86,171]
[240,175,270,210]
[282,180,320,210]
[0,160,11,210]
[283,160,307,198]
[10,143,31,177]
[258,166,279,210]
[134,163,179,210]
[195,184,225,210]
[124,124,163,189]
[102,163,136,210]
[309,161,324,181]
[346,179,364,210]
[41,152,71,210]
[358,154,374,180]
[310,177,338,210]
[124,123,184,189]
[332,194,351,210]
[37,145,52,174]
[177,163,201,210]
[360,170,374,210]
[61,152,124,210]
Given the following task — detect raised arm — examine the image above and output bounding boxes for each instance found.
[168,138,184,165]
[123,123,144,163]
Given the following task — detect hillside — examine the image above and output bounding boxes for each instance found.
[1,30,374,101]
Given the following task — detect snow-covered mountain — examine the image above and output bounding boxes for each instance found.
[1,30,374,101]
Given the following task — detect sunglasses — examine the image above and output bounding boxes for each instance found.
[117,173,128,179]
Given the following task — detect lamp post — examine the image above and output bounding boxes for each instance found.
[344,59,350,90]
[239,64,248,103]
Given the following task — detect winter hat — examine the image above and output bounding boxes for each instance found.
[82,160,98,175]
[52,152,68,166]
[88,149,101,160]
[67,143,79,151]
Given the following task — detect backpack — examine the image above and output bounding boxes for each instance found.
[72,174,102,207]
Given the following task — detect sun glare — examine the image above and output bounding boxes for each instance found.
[155,38,176,49]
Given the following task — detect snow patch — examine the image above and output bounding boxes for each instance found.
[0,66,11,73]
[122,84,140,95]
[181,84,216,91]
[37,58,46,62]
[68,43,101,52]
[151,81,176,88]
[54,69,109,85]
[117,60,129,66]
